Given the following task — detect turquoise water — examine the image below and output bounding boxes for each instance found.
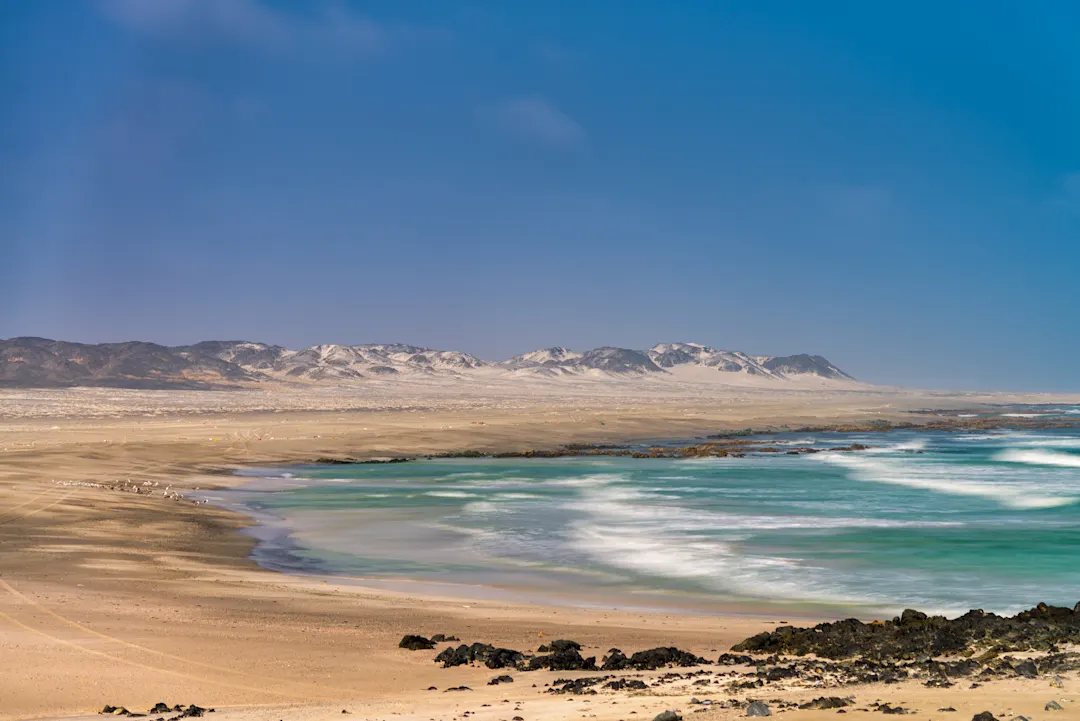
[219,417,1080,616]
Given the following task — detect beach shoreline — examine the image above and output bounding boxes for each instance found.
[2,386,1080,720]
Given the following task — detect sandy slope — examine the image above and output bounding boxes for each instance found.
[1,384,1078,720]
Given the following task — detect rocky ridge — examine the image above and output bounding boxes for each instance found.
[0,338,854,389]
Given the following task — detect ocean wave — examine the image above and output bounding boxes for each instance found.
[462,501,501,514]
[865,438,928,454]
[424,490,478,498]
[548,473,627,487]
[455,476,532,489]
[568,521,885,606]
[996,449,1080,469]
[1004,436,1080,449]
[819,453,1077,509]
[565,485,964,534]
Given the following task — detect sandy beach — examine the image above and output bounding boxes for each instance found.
[2,384,1079,721]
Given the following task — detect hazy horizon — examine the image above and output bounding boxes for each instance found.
[3,2,1079,392]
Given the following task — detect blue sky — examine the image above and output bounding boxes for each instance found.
[2,1,1079,390]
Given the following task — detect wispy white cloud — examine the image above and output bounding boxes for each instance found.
[99,0,386,53]
[492,96,584,148]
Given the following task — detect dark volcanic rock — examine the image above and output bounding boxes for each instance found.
[652,712,682,721]
[762,664,799,681]
[538,639,582,653]
[971,714,997,721]
[399,634,436,650]
[434,644,473,667]
[601,648,629,670]
[717,653,754,666]
[732,603,1080,660]
[1013,659,1038,678]
[745,700,771,717]
[625,647,708,670]
[485,647,527,669]
[549,676,608,695]
[526,649,597,671]
[430,633,460,643]
[605,678,649,690]
[800,698,853,710]
[488,675,513,685]
[434,643,523,669]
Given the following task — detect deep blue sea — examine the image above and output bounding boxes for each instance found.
[216,407,1080,617]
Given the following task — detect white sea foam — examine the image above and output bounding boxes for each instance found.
[424,490,478,498]
[462,501,501,514]
[566,484,962,535]
[548,473,625,487]
[819,453,1077,509]
[1004,436,1080,449]
[996,449,1080,468]
[1002,413,1049,418]
[865,438,928,454]
[568,521,881,606]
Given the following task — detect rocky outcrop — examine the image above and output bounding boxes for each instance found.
[399,634,437,650]
[732,603,1080,660]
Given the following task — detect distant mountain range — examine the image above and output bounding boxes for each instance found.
[0,338,854,389]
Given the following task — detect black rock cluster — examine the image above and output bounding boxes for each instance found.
[733,604,1080,660]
